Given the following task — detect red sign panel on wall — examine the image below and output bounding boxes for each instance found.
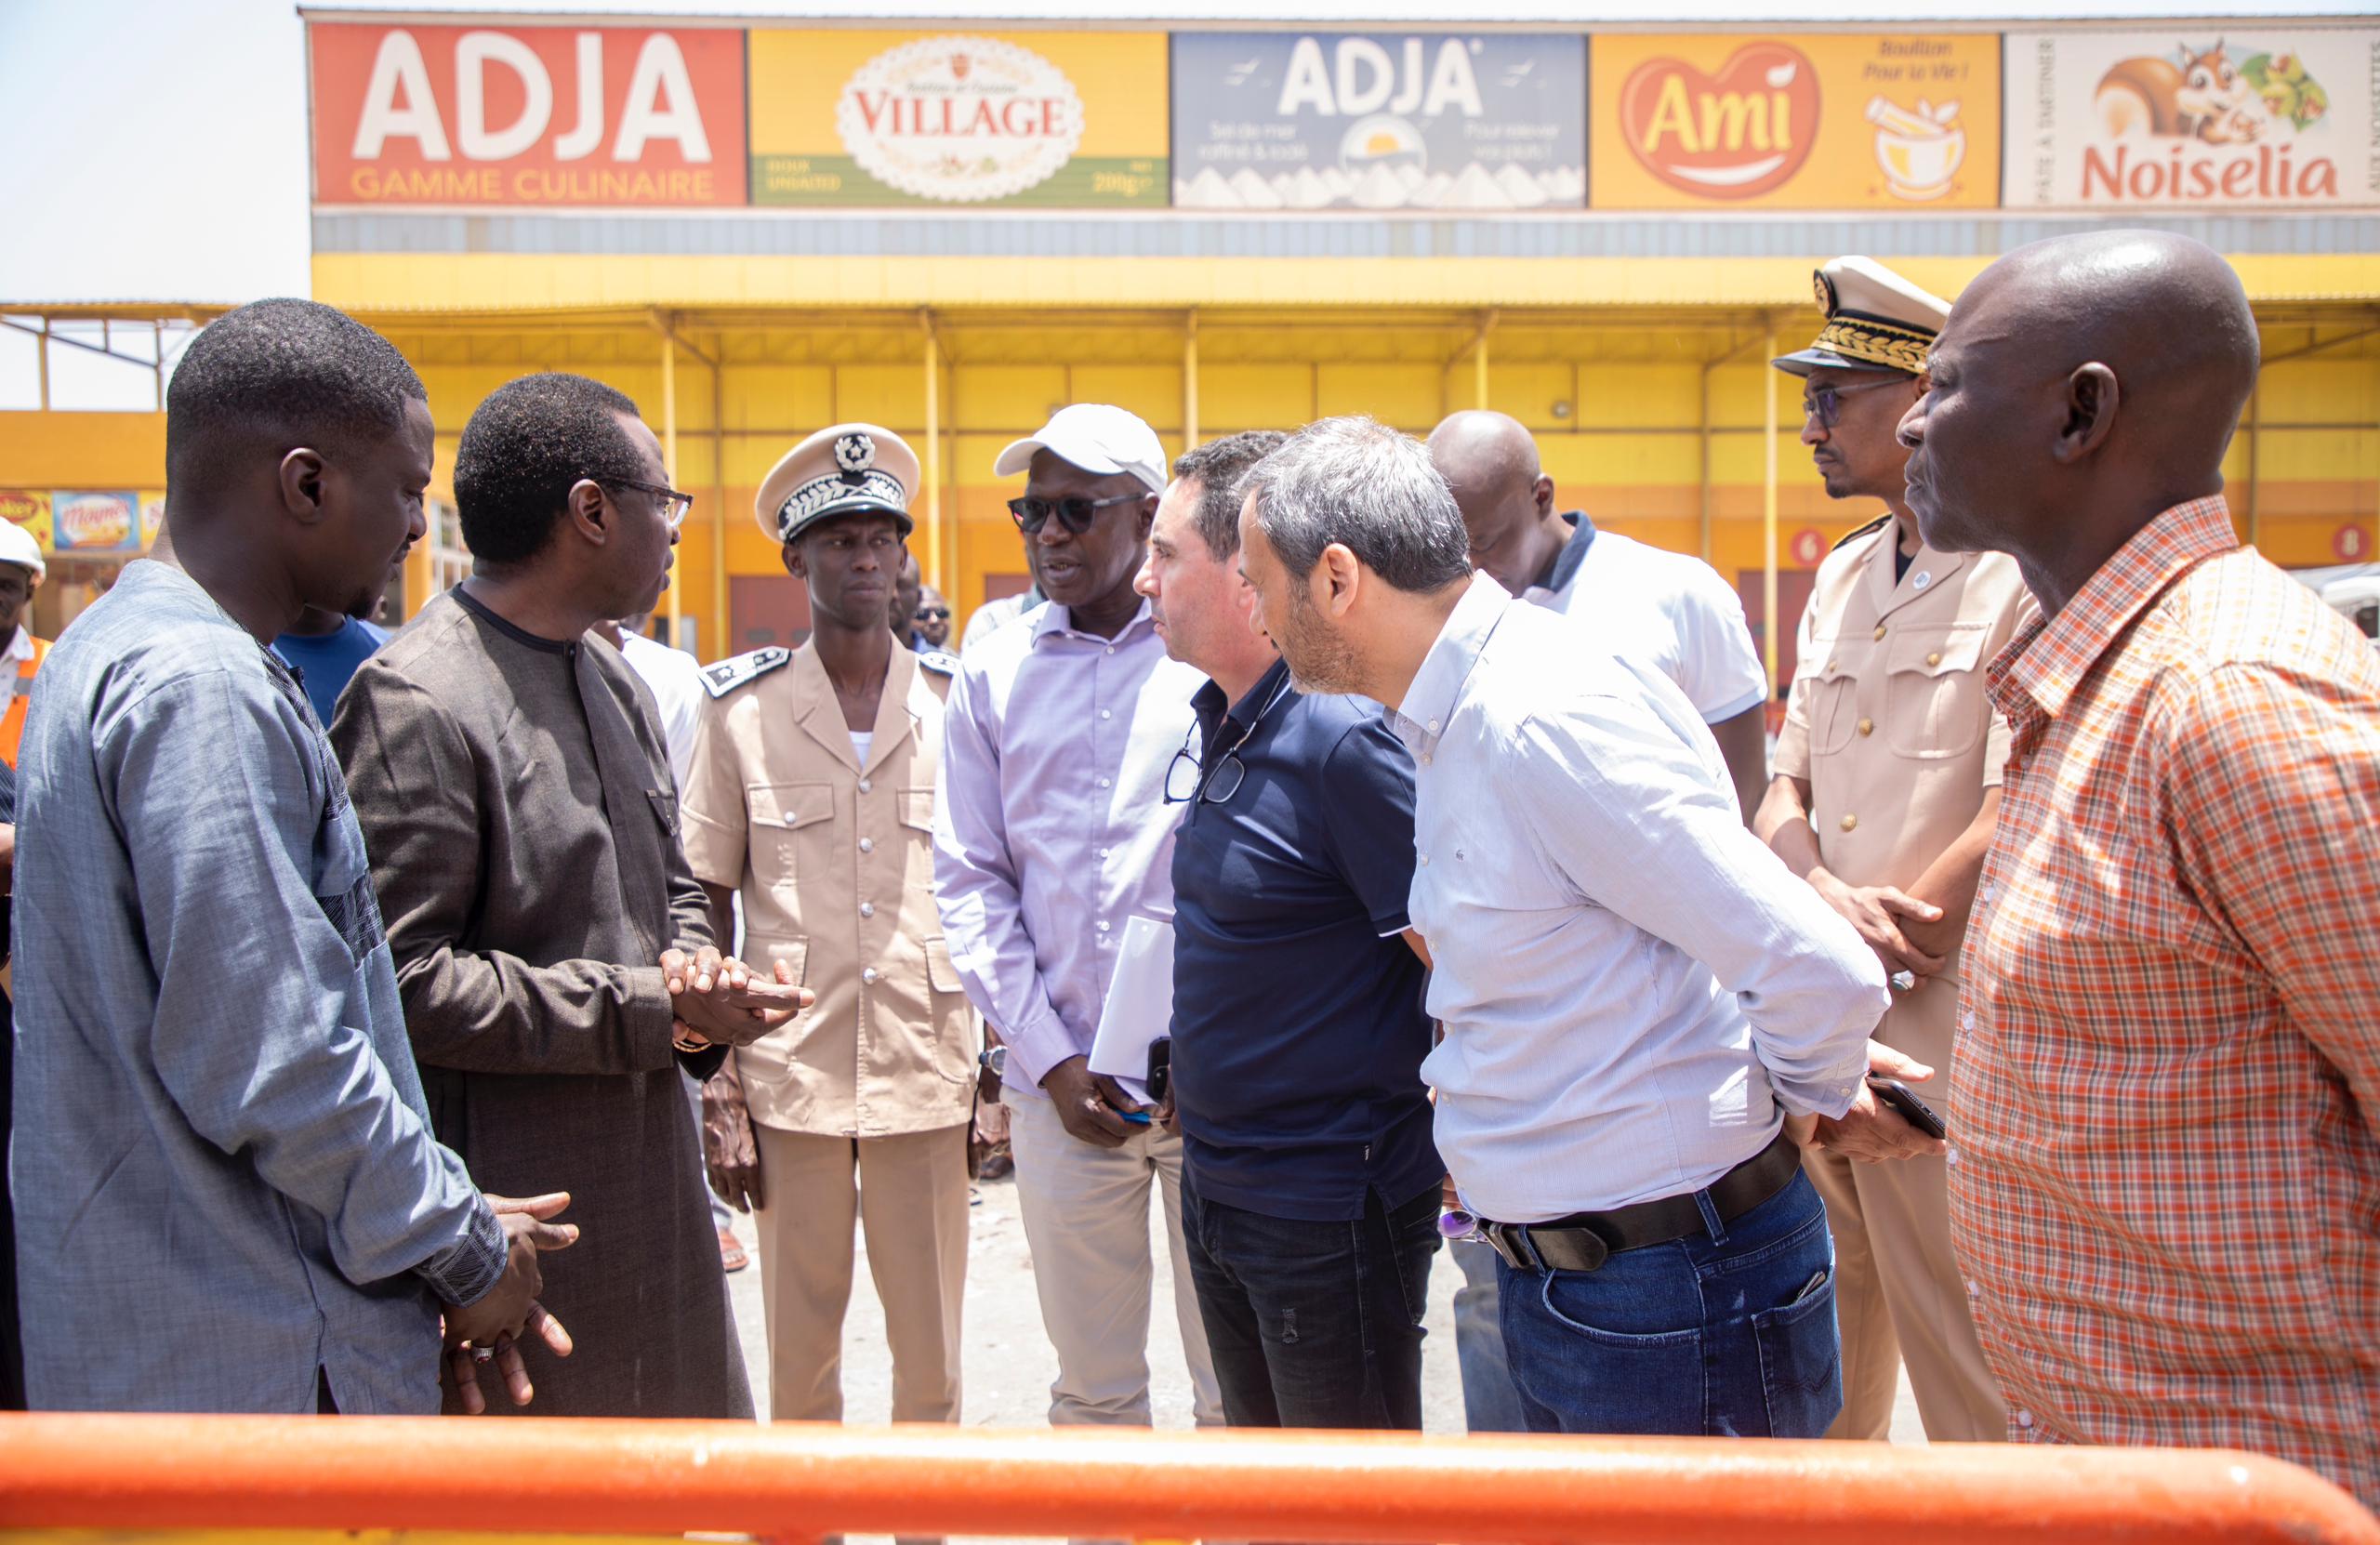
[310,22,747,206]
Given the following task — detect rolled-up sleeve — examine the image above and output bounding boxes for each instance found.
[112,669,501,1298]
[932,659,1073,1090]
[1512,698,1884,1119]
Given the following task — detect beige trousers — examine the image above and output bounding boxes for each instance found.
[1808,976,2006,1444]
[1004,1089,1224,1429]
[749,1122,971,1424]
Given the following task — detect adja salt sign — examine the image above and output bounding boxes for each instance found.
[310,22,747,206]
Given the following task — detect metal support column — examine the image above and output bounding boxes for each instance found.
[711,337,727,661]
[1762,326,1780,700]
[921,310,944,593]
[1183,310,1199,453]
[660,313,681,650]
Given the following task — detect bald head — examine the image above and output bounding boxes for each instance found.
[1427,410,1561,594]
[1897,231,2259,606]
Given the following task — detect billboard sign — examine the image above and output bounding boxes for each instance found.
[1590,33,2000,208]
[2003,28,2377,208]
[747,31,1167,205]
[1171,33,1585,211]
[49,492,142,553]
[310,22,747,206]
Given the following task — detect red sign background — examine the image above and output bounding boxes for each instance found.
[311,22,746,207]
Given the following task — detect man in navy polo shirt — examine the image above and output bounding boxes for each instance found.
[1132,430,1441,1432]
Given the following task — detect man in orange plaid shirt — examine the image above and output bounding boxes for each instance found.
[1897,229,2380,1504]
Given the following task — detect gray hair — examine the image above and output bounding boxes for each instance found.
[1242,416,1474,594]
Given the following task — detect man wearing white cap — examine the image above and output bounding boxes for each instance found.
[934,404,1223,1431]
[681,423,976,1432]
[1753,256,2029,1444]
[0,521,49,770]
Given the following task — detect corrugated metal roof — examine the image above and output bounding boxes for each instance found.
[292,3,2380,24]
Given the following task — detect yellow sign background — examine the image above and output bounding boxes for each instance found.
[748,31,1168,162]
[1591,33,2000,210]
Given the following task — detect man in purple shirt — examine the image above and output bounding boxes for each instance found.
[933,405,1222,1430]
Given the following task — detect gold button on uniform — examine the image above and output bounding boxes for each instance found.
[1927,651,1943,667]
[1839,813,1858,832]
[1858,718,1875,736]
[1873,625,1887,640]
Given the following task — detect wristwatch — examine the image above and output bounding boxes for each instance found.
[978,1045,1008,1079]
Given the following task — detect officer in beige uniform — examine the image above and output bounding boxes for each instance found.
[1754,258,2030,1445]
[682,423,976,1426]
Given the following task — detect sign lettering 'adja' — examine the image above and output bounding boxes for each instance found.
[311,22,747,206]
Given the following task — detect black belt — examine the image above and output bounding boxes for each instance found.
[1481,1131,1802,1274]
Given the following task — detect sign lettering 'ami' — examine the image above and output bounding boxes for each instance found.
[2003,28,2378,208]
[1170,33,1586,211]
[1592,34,2002,209]
[746,31,1168,205]
[311,23,747,205]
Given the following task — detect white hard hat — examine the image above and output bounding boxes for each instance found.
[0,521,46,580]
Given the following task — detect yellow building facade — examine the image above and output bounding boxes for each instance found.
[5,14,2376,689]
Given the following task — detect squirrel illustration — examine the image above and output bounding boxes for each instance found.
[2095,42,2266,144]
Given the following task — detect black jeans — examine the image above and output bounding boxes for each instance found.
[1181,1170,1440,1430]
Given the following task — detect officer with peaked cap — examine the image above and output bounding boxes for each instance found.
[678,423,975,1428]
[1753,257,2032,1445]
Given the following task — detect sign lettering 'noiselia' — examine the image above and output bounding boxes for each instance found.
[311,23,747,206]
[1171,33,1583,211]
[2003,28,2374,209]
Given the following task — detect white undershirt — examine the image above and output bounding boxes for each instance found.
[850,731,873,764]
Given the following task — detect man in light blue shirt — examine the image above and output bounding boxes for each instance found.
[10,298,568,1416]
[1236,415,1895,1439]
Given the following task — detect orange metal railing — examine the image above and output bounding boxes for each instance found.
[0,1413,2375,1545]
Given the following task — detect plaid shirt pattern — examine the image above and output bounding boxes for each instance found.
[1950,496,2380,1504]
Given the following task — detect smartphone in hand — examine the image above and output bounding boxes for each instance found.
[1868,1076,1947,1141]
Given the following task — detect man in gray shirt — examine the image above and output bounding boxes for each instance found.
[10,298,566,1416]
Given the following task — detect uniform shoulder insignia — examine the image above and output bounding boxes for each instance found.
[916,648,959,678]
[1830,514,1894,554]
[699,646,792,699]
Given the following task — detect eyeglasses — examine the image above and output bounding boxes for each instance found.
[1008,492,1144,535]
[1163,676,1291,807]
[916,606,952,620]
[1800,376,1911,430]
[602,476,694,532]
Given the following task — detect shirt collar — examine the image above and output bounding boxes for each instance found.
[1031,595,1158,647]
[1989,495,2238,724]
[1,626,35,665]
[1393,573,1511,753]
[1540,510,1598,594]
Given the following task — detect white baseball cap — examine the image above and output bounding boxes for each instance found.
[0,520,46,580]
[995,404,1168,495]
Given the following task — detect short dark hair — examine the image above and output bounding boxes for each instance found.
[1172,430,1289,560]
[165,298,426,495]
[454,373,646,566]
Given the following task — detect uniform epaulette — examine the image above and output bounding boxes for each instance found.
[698,646,792,699]
[1831,514,1894,553]
[916,648,959,678]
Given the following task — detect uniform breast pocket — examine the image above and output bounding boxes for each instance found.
[1883,629,1989,759]
[747,782,837,890]
[1799,642,1860,758]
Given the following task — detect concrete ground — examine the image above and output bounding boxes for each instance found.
[719,1171,1923,1535]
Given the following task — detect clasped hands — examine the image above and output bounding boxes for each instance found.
[662,945,813,1051]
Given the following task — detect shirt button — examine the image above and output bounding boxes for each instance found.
[1096,919,1111,932]
[860,838,876,854]
[1980,883,1996,904]
[1099,708,1112,720]
[860,902,875,918]
[1946,1145,1961,1167]
[1926,651,1943,667]
[1427,719,1440,733]
[1419,854,1430,865]
[1872,625,1886,641]
[862,967,879,984]
[1099,847,1112,859]
[1104,646,1116,656]
[858,778,872,793]
[1858,718,1874,736]
[1098,776,1113,789]
[1838,813,1858,832]
[1964,1279,1980,1297]
[2016,1410,2034,1430]
[1825,659,1838,673]
[1962,1010,1976,1031]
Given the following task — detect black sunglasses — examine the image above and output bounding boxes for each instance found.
[917,605,952,620]
[1008,492,1144,535]
[1800,376,1911,430]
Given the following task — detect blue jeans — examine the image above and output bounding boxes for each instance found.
[1451,1238,1527,1433]
[1496,1168,1842,1437]
[1181,1172,1440,1430]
